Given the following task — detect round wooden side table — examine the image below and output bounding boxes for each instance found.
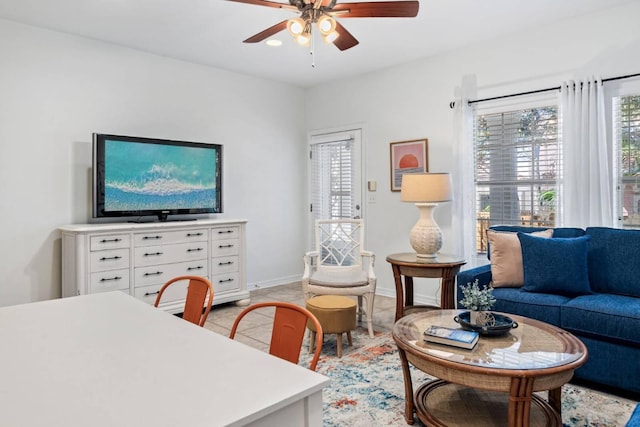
[386,253,466,321]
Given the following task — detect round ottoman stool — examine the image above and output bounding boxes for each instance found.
[306,295,357,358]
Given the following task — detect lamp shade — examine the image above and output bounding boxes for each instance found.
[400,173,453,203]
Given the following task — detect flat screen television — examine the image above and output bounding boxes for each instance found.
[92,133,222,222]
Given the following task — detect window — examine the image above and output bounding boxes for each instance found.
[474,105,560,253]
[615,94,640,229]
[309,131,362,222]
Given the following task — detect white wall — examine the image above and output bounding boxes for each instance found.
[0,19,307,307]
[305,2,640,304]
[3,2,640,308]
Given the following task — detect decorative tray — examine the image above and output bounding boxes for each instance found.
[454,311,518,336]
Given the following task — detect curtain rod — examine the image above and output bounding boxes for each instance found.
[448,72,640,109]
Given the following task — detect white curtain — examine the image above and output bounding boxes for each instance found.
[560,78,615,228]
[451,75,477,262]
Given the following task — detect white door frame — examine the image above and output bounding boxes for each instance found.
[307,125,366,250]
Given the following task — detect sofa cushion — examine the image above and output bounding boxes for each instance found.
[487,226,585,259]
[585,227,640,298]
[487,228,553,287]
[561,294,640,345]
[518,233,592,296]
[492,288,570,326]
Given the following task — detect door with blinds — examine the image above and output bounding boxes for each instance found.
[308,129,362,225]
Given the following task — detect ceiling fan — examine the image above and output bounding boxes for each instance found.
[227,0,419,51]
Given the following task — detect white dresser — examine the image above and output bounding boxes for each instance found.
[59,219,249,312]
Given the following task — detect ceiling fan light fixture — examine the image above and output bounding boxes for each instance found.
[296,32,311,46]
[321,31,339,44]
[287,17,305,36]
[317,15,337,35]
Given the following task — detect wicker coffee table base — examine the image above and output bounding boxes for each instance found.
[414,380,561,427]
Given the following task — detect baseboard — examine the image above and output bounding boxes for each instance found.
[248,275,301,291]
[352,288,440,307]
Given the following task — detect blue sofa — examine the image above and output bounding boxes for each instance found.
[456,225,640,395]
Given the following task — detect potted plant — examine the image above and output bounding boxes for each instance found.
[459,279,496,325]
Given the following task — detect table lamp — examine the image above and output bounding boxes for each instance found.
[400,173,453,258]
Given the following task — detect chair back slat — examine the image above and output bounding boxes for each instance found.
[229,302,323,371]
[316,219,363,270]
[182,279,213,326]
[154,276,214,327]
[270,306,308,364]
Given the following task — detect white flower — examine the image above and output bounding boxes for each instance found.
[459,279,496,311]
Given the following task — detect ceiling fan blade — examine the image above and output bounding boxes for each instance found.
[332,21,359,51]
[226,0,298,12]
[243,20,288,43]
[331,1,419,18]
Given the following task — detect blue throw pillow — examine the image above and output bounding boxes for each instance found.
[517,232,592,296]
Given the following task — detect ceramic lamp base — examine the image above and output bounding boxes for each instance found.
[410,203,443,258]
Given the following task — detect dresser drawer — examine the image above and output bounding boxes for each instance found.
[135,280,190,305]
[211,272,240,293]
[212,255,239,275]
[90,234,130,251]
[90,248,130,272]
[134,229,208,247]
[134,242,208,267]
[211,239,239,257]
[211,226,239,240]
[134,260,208,287]
[89,269,130,293]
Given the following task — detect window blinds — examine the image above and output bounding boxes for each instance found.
[474,106,559,242]
[310,137,356,221]
[615,95,640,228]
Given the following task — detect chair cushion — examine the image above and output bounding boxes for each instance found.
[306,295,357,334]
[487,228,553,287]
[309,270,369,287]
[518,233,592,297]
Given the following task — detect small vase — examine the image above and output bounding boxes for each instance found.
[469,310,480,325]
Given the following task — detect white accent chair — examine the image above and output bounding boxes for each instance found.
[302,219,376,338]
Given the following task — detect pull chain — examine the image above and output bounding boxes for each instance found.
[310,30,316,68]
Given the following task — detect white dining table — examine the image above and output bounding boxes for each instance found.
[0,291,330,426]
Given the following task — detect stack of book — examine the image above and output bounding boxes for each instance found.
[423,325,479,350]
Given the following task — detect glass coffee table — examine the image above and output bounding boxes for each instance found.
[392,310,588,427]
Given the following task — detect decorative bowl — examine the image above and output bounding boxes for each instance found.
[454,311,518,336]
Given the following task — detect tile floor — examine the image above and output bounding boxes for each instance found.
[203,282,398,352]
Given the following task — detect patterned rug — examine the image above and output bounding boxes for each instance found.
[302,327,638,426]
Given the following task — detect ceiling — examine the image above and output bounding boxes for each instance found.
[0,0,635,88]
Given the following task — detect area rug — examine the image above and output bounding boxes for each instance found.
[302,327,638,426]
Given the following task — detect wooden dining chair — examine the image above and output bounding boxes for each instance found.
[154,275,214,327]
[229,301,324,371]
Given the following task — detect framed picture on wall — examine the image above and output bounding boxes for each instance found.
[390,138,429,191]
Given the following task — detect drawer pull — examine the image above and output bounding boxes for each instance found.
[99,256,122,261]
[187,232,204,237]
[218,244,234,249]
[218,230,234,234]
[144,271,163,277]
[144,291,160,296]
[142,235,163,240]
[144,252,163,257]
[100,238,122,243]
[219,278,234,283]
[187,266,204,271]
[100,276,122,282]
[219,261,234,266]
[187,248,204,252]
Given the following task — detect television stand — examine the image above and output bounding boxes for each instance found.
[59,219,250,313]
[126,216,198,224]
